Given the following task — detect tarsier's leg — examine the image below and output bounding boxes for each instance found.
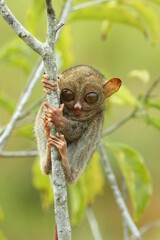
[42,115,52,174]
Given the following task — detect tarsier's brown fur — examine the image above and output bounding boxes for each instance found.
[35,65,121,184]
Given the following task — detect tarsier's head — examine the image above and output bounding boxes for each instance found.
[59,65,121,120]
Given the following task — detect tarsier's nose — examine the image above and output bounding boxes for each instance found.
[74,102,82,111]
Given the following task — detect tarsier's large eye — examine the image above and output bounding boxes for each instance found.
[85,92,98,104]
[61,88,74,101]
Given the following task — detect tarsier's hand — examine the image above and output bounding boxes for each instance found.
[42,73,60,95]
[48,133,68,166]
[44,102,65,129]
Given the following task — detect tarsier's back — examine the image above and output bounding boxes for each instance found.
[35,65,121,183]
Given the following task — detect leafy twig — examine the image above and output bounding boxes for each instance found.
[103,74,160,137]
[99,142,142,240]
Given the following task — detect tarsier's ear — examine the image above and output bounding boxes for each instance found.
[103,78,122,98]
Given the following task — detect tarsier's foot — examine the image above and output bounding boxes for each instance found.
[48,133,68,168]
[43,114,51,139]
[42,73,58,95]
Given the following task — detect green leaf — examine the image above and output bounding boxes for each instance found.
[128,69,150,83]
[27,0,45,34]
[107,143,152,221]
[32,157,53,210]
[0,230,6,240]
[0,207,4,222]
[56,26,74,70]
[0,207,6,240]
[69,152,104,225]
[17,124,34,139]
[124,0,159,44]
[110,85,137,107]
[149,0,160,5]
[0,39,32,74]
[70,2,147,36]
[146,98,160,110]
[147,116,160,131]
[0,92,15,113]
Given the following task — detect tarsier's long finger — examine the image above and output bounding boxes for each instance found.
[42,79,57,89]
[45,113,53,119]
[48,141,62,152]
[42,83,57,95]
[49,135,62,142]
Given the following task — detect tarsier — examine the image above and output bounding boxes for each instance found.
[35,65,121,184]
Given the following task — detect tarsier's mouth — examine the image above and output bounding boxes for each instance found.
[73,110,82,116]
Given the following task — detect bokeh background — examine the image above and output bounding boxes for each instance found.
[0,0,160,239]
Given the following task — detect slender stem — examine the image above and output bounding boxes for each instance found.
[0,60,44,151]
[44,1,72,239]
[139,220,160,236]
[19,98,43,120]
[99,142,142,240]
[102,109,137,136]
[0,0,43,55]
[144,75,160,101]
[72,0,110,11]
[45,0,56,48]
[0,150,38,158]
[122,181,129,240]
[86,206,103,240]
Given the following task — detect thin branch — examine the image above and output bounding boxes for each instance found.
[122,180,129,240]
[144,75,160,101]
[0,0,44,55]
[102,109,137,136]
[56,0,72,41]
[139,220,160,236]
[99,142,142,240]
[129,220,160,240]
[0,150,38,158]
[72,0,110,11]
[45,0,56,48]
[44,1,72,239]
[0,60,44,151]
[86,206,103,240]
[20,98,43,120]
[56,22,65,32]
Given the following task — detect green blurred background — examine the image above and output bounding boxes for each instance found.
[0,0,160,239]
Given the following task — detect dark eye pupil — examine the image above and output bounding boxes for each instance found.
[85,92,98,104]
[61,88,74,101]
